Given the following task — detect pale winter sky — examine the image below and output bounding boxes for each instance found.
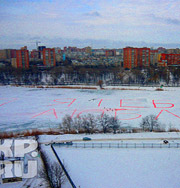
[0,0,180,49]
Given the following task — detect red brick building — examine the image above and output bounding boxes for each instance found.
[16,48,29,68]
[30,50,39,59]
[10,49,17,58]
[159,53,180,66]
[43,48,56,67]
[123,47,138,69]
[138,48,150,67]
[123,47,150,69]
[105,50,116,57]
[150,50,158,66]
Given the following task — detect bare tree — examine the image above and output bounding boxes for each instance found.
[109,117,121,134]
[62,115,73,133]
[49,162,66,188]
[73,116,83,133]
[98,114,111,133]
[140,115,160,132]
[39,167,51,187]
[82,114,97,134]
[40,151,66,188]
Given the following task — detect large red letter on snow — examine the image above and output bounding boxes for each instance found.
[120,99,147,108]
[152,100,174,108]
[47,98,76,107]
[155,110,180,120]
[32,108,58,119]
[115,109,142,120]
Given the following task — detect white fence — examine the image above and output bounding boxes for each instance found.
[54,142,180,149]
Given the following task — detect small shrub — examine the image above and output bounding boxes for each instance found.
[155,88,164,91]
[168,128,180,132]
[68,130,78,134]
[153,128,166,132]
[132,128,143,133]
[78,129,86,134]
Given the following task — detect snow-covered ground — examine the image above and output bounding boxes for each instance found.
[0,86,180,132]
[55,147,180,188]
[37,132,180,188]
[1,86,180,187]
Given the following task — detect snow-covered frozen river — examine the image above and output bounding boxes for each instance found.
[0,86,180,131]
[56,147,180,188]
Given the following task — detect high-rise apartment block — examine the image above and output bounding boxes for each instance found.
[123,47,150,69]
[15,47,29,68]
[150,50,158,66]
[43,48,56,67]
[38,46,46,59]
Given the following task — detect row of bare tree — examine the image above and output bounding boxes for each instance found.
[60,114,164,134]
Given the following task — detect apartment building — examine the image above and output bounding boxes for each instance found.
[15,47,29,68]
[43,48,56,67]
[123,47,150,69]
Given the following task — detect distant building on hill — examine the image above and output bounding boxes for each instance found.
[38,46,46,59]
[123,47,150,69]
[158,53,180,67]
[105,49,116,57]
[12,47,29,68]
[0,49,16,61]
[43,48,56,67]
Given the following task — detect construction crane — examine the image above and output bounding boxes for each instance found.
[28,41,41,50]
[35,41,41,49]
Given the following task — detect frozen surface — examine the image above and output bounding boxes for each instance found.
[40,132,180,188]
[0,86,180,131]
[55,147,180,188]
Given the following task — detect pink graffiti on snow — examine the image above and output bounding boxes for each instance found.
[47,98,76,107]
[120,99,148,108]
[75,108,140,120]
[98,99,112,107]
[115,109,142,120]
[0,98,17,107]
[19,98,180,121]
[152,100,174,108]
[76,109,105,118]
[32,108,58,119]
[155,110,180,120]
[71,109,77,118]
[115,113,142,120]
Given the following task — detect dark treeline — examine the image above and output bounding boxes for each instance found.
[0,65,180,86]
